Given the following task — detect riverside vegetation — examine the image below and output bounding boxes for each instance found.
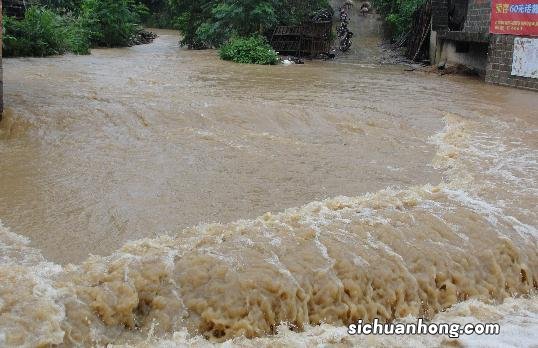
[3,0,331,64]
[2,0,428,62]
[165,0,332,64]
[3,0,148,57]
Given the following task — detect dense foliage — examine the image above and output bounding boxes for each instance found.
[40,0,83,14]
[3,0,330,64]
[2,6,89,57]
[79,0,146,47]
[170,0,331,48]
[371,0,426,39]
[219,36,278,64]
[138,0,179,28]
[2,0,147,57]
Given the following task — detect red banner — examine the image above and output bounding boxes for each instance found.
[490,0,538,36]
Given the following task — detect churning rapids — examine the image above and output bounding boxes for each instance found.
[1,29,537,347]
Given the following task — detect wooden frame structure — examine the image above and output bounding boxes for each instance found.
[270,21,332,57]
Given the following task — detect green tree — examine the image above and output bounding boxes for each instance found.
[79,0,145,47]
[172,0,214,48]
[170,0,331,48]
[137,0,180,28]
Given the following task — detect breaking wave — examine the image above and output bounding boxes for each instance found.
[1,113,537,347]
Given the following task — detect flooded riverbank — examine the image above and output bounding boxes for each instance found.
[1,30,537,346]
[0,30,447,264]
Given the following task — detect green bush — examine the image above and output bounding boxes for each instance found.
[2,6,71,57]
[371,0,426,40]
[79,0,145,47]
[219,36,278,65]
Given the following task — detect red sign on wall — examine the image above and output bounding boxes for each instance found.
[490,0,538,36]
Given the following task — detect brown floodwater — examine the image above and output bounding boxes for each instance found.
[1,28,537,347]
[0,29,446,264]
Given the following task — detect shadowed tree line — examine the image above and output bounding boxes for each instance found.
[138,0,332,49]
[2,0,331,64]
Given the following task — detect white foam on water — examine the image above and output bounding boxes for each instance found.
[132,296,538,348]
[1,114,537,347]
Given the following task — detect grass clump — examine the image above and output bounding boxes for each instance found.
[219,36,278,65]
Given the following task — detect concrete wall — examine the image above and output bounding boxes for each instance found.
[432,36,489,74]
[432,0,449,30]
[430,0,538,91]
[474,0,538,90]
[486,35,538,90]
[431,0,490,75]
[463,0,491,33]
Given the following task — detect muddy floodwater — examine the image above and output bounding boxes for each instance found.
[0,30,445,264]
[1,29,538,347]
